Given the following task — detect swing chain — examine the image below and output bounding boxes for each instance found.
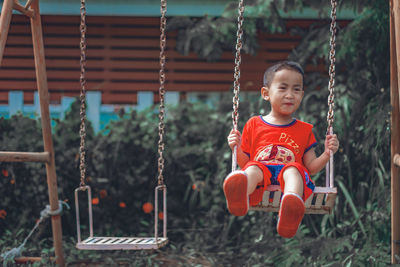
[157,0,167,186]
[327,0,337,133]
[232,0,244,132]
[79,0,87,188]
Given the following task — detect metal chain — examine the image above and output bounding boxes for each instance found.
[232,0,244,133]
[79,0,87,188]
[157,0,167,186]
[327,0,337,133]
[231,0,245,171]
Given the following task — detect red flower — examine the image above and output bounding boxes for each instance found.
[142,202,153,214]
[119,202,126,208]
[92,197,99,205]
[99,189,107,199]
[158,212,164,220]
[2,169,8,177]
[0,209,7,219]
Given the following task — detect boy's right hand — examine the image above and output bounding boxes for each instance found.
[227,129,241,151]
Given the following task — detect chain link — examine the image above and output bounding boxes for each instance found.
[232,0,244,132]
[327,0,337,133]
[79,0,87,188]
[231,0,245,171]
[157,0,167,186]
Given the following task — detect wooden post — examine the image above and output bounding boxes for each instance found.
[30,0,65,265]
[390,0,400,263]
[13,0,35,18]
[0,0,13,65]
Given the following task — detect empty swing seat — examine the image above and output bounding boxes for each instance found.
[75,186,168,250]
[249,185,337,214]
[76,236,168,250]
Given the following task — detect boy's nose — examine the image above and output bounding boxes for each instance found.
[285,92,294,99]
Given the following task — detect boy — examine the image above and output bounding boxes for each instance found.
[224,61,339,238]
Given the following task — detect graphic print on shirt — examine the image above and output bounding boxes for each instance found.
[255,144,295,164]
[278,132,300,154]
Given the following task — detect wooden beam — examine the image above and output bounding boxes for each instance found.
[0,151,49,162]
[30,0,65,266]
[24,0,34,9]
[390,0,400,263]
[0,0,14,65]
[13,0,35,18]
[394,0,400,107]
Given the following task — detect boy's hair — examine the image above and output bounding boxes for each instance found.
[263,61,304,87]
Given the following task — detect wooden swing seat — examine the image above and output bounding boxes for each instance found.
[249,185,337,214]
[76,236,168,250]
[75,185,168,251]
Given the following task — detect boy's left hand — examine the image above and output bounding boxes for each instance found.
[324,134,339,156]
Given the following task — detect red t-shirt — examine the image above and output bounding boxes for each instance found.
[241,116,317,166]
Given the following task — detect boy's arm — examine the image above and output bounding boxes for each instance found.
[303,148,330,175]
[235,147,250,169]
[227,129,250,169]
[303,134,339,175]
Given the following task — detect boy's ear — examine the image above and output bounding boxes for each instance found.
[261,86,269,101]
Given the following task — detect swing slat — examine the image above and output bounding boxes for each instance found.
[77,237,168,250]
[305,194,313,207]
[314,193,324,209]
[249,186,337,214]
[272,191,282,207]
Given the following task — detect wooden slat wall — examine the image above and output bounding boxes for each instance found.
[0,15,332,105]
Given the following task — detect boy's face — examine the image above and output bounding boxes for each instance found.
[261,69,304,117]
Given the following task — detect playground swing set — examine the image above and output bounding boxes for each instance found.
[0,0,399,266]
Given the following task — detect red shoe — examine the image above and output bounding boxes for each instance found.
[276,192,305,238]
[223,171,249,216]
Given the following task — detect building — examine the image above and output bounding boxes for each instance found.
[0,0,355,130]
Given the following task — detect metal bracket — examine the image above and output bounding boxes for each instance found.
[74,185,93,244]
[154,185,167,243]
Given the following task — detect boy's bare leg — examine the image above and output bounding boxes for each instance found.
[282,166,303,196]
[243,165,264,195]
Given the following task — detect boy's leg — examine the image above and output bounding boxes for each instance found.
[223,166,263,216]
[282,166,303,196]
[277,166,305,238]
[244,165,264,195]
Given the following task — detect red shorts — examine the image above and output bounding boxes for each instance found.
[242,161,315,206]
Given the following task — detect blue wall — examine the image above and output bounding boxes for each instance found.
[0,0,357,18]
[0,90,226,133]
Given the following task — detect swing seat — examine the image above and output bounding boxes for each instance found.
[75,186,168,250]
[249,185,337,214]
[76,236,168,250]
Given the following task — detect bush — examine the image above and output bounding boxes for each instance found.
[0,90,391,266]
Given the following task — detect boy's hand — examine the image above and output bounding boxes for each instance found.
[227,129,241,151]
[324,134,339,156]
